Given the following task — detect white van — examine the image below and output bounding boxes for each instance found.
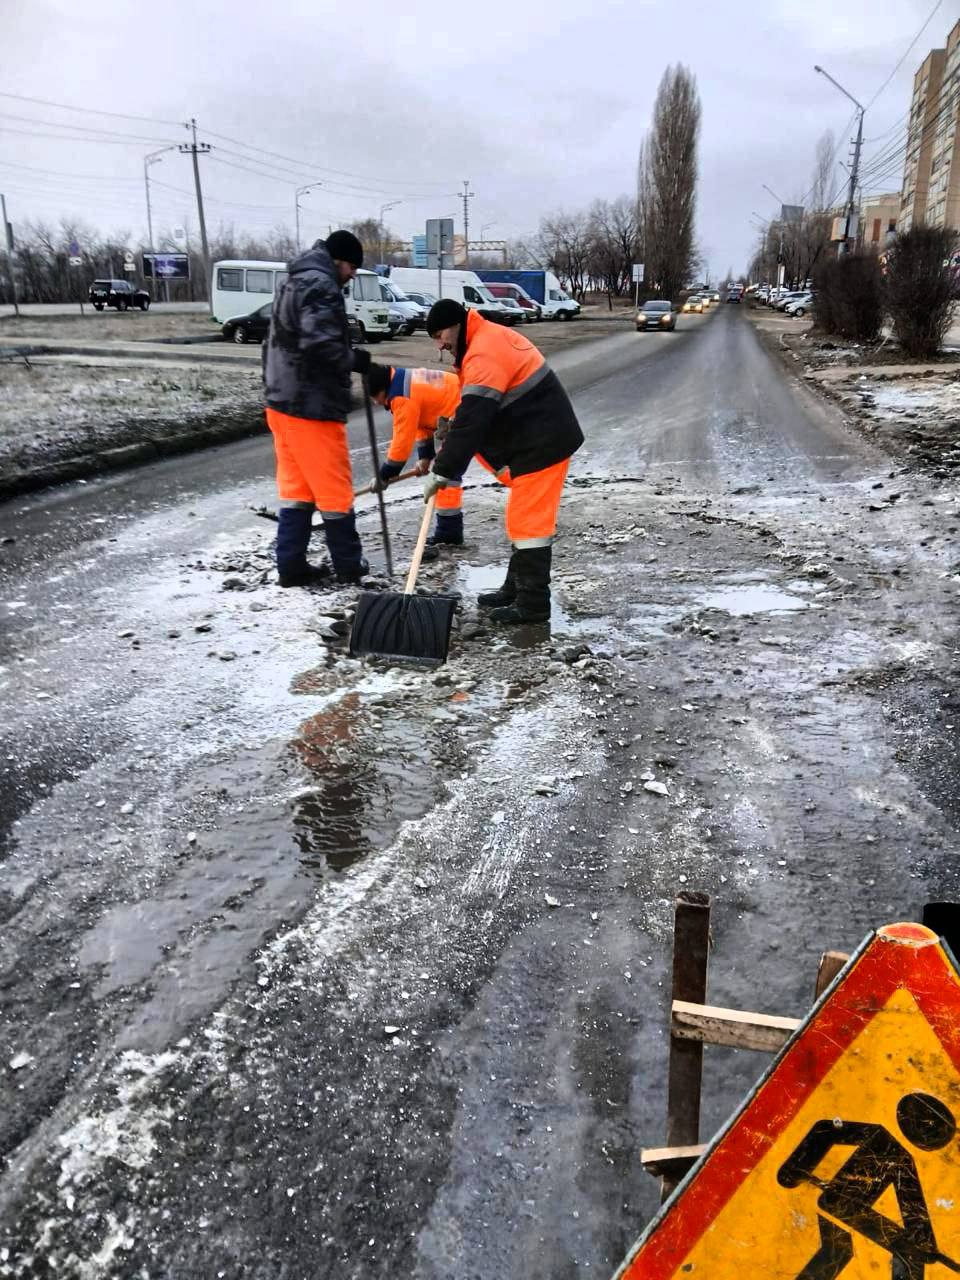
[388,267,518,325]
[343,269,391,341]
[211,260,288,324]
[211,260,390,341]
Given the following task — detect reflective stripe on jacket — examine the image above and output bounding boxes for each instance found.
[433,310,583,481]
[385,366,461,464]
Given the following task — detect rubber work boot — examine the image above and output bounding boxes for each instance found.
[276,507,333,588]
[477,552,517,609]
[427,511,464,546]
[322,510,368,583]
[488,546,552,625]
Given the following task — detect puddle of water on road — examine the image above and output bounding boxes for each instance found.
[694,582,811,616]
[289,689,454,873]
[76,679,465,1034]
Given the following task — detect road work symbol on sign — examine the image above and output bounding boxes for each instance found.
[777,1094,959,1277]
[613,923,960,1280]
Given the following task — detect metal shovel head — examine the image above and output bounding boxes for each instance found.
[349,589,456,666]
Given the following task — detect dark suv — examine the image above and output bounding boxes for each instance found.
[89,279,151,312]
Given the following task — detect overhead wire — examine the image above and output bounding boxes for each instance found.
[199,125,454,191]
[864,0,944,112]
[0,90,185,128]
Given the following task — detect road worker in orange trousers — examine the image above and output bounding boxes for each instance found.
[366,362,466,546]
[262,230,372,587]
[424,300,584,624]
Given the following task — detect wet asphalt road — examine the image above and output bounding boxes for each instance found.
[3,306,959,1278]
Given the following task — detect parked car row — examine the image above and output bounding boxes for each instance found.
[210,258,582,347]
[755,283,815,316]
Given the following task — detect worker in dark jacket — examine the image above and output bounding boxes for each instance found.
[263,230,372,587]
[424,300,583,624]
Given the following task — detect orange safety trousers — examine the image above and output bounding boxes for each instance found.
[477,456,570,548]
[265,408,354,516]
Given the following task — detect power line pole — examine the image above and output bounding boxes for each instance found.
[460,180,475,268]
[0,193,19,317]
[179,119,211,303]
[813,66,864,259]
[842,109,864,255]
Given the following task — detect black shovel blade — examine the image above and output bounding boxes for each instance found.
[349,590,456,666]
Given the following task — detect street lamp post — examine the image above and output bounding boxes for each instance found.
[295,184,322,252]
[761,183,788,289]
[378,201,401,264]
[814,65,864,255]
[144,146,178,300]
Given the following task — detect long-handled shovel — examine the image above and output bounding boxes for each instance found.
[362,376,394,578]
[348,496,457,666]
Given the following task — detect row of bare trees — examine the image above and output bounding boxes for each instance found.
[0,219,303,304]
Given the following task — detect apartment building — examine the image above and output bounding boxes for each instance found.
[899,19,960,232]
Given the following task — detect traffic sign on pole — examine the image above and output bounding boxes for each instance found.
[632,263,644,282]
[614,922,960,1278]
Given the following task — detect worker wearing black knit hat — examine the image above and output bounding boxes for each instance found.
[263,231,372,588]
[424,299,583,625]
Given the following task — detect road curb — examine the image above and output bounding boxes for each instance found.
[0,413,267,504]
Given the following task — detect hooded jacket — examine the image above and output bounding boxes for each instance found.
[433,310,583,481]
[263,243,357,423]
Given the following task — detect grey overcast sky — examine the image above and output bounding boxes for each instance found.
[2,0,955,274]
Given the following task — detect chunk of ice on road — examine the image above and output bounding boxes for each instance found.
[643,780,669,797]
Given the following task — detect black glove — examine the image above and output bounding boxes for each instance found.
[353,348,372,375]
[417,439,436,462]
[379,459,404,484]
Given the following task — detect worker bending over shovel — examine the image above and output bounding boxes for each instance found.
[423,300,583,625]
[366,362,466,547]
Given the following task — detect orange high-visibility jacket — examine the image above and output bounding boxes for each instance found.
[385,367,461,464]
[434,310,583,481]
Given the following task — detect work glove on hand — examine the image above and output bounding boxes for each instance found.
[379,459,404,486]
[415,440,435,477]
[423,471,451,503]
[354,349,372,375]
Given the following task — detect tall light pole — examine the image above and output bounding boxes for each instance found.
[460,180,475,266]
[762,184,788,288]
[814,65,864,255]
[295,183,322,252]
[144,147,178,253]
[378,200,401,264]
[143,146,178,301]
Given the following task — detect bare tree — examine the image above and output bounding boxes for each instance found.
[642,65,701,298]
[536,210,591,298]
[811,130,835,214]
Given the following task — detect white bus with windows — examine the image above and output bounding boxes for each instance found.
[211,260,390,340]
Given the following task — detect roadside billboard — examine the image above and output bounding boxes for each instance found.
[143,253,190,280]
